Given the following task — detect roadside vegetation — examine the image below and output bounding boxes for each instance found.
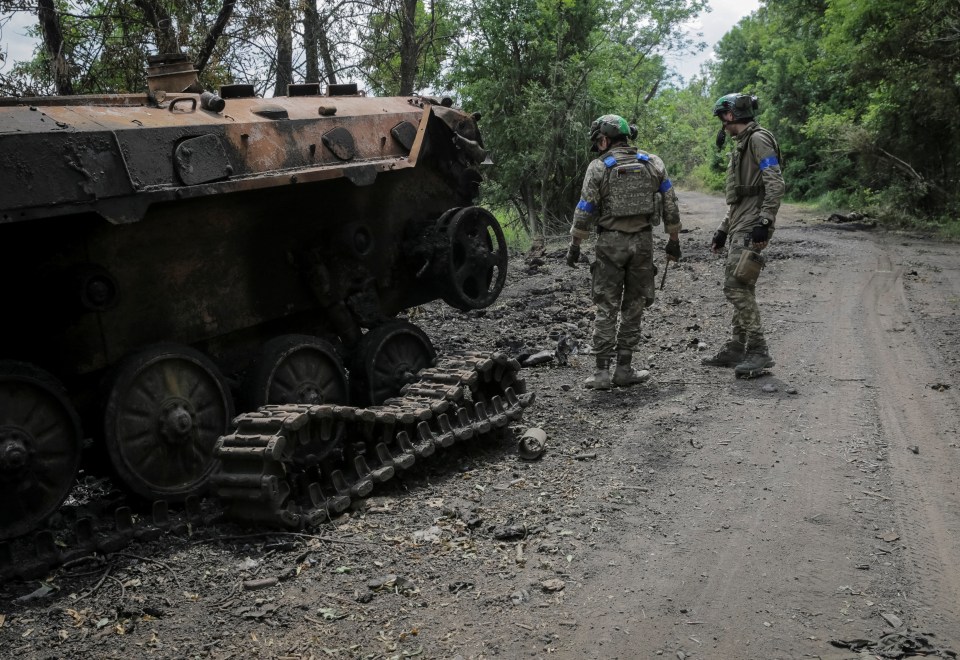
[2,0,956,235]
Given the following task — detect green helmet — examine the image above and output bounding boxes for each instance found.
[589,114,631,142]
[713,93,758,121]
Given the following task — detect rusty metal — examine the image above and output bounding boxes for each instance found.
[0,63,509,542]
[213,351,533,528]
[0,362,83,541]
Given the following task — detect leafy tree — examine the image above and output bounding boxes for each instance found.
[448,0,706,244]
[711,0,960,223]
[358,0,460,95]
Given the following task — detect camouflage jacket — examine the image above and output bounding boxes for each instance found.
[719,122,784,236]
[570,145,681,240]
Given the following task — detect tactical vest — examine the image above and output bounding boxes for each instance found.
[603,149,663,219]
[725,124,781,205]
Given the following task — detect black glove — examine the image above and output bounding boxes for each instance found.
[565,243,581,268]
[665,239,681,262]
[712,229,728,250]
[751,218,771,244]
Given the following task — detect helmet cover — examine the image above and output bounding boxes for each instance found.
[589,114,631,142]
[713,93,758,121]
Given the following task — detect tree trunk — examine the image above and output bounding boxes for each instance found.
[317,21,338,85]
[134,0,180,55]
[196,0,236,75]
[522,182,544,255]
[37,0,73,95]
[397,0,419,95]
[273,0,294,97]
[303,1,320,83]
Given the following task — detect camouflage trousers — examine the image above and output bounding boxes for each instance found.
[723,232,766,347]
[590,229,655,358]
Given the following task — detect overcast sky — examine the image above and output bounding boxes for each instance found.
[668,0,761,82]
[2,1,759,83]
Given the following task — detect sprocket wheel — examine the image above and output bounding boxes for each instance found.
[351,321,436,406]
[0,361,83,541]
[441,206,508,311]
[244,334,348,409]
[103,344,234,502]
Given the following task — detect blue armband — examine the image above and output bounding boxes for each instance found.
[759,156,779,171]
[658,179,673,193]
[576,199,597,214]
[603,156,617,168]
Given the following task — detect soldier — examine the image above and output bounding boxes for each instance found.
[703,93,785,378]
[565,114,682,390]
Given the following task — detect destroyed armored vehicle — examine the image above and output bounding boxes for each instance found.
[0,56,510,541]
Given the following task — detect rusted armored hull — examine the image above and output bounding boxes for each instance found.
[0,86,507,540]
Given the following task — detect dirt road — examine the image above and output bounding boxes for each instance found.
[2,190,958,659]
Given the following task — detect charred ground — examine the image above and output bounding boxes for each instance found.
[1,190,959,660]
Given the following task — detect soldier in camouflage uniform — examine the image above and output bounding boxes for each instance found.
[565,114,682,390]
[703,93,785,378]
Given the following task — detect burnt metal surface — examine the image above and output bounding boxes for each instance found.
[213,351,532,529]
[0,362,83,541]
[175,133,233,184]
[322,125,356,160]
[0,351,534,580]
[0,82,506,542]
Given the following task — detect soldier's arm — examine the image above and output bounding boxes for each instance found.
[752,131,784,226]
[570,160,605,244]
[651,155,681,236]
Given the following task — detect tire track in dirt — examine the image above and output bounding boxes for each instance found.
[559,207,901,658]
[861,238,960,636]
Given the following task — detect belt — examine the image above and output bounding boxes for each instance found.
[597,225,652,235]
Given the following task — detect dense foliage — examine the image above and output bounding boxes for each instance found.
[4,0,953,234]
[0,0,705,240]
[713,0,960,225]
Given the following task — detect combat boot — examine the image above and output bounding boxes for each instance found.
[612,351,650,387]
[585,357,613,390]
[734,341,776,378]
[701,338,745,367]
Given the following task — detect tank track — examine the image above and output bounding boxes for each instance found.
[213,351,533,528]
[0,352,532,582]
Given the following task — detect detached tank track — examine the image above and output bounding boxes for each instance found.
[213,351,533,528]
[0,352,532,582]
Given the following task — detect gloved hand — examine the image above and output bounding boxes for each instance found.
[712,229,728,250]
[665,239,681,262]
[565,243,581,268]
[751,219,771,245]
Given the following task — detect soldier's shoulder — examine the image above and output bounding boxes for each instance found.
[587,157,607,172]
[751,126,778,145]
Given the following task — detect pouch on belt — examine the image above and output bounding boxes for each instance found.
[734,248,765,286]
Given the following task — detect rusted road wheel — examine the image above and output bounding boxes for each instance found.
[103,344,233,502]
[0,361,82,540]
[351,321,436,406]
[441,206,508,311]
[244,334,349,409]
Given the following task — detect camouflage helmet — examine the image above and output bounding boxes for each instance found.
[589,114,631,142]
[713,93,758,121]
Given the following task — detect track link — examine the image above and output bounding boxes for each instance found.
[212,351,533,529]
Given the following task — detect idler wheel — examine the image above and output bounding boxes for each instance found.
[103,344,233,502]
[440,206,508,311]
[244,334,349,409]
[351,321,436,406]
[0,361,82,541]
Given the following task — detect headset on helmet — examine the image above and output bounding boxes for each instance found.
[713,93,758,121]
